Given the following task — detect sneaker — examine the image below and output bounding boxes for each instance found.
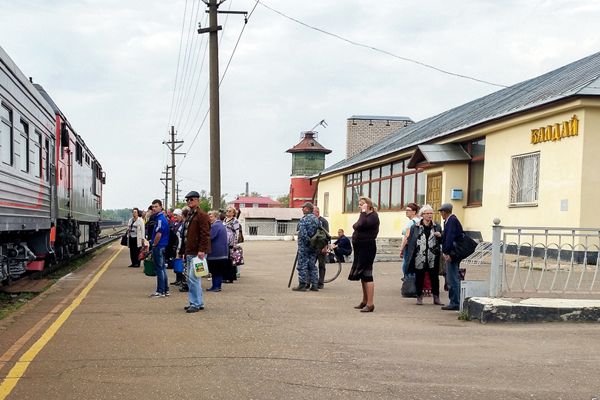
[441,305,459,311]
[186,305,204,313]
[207,287,221,292]
[164,291,170,297]
[149,292,162,298]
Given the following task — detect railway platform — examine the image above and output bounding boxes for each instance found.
[0,241,599,399]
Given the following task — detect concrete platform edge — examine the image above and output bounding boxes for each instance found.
[465,297,600,323]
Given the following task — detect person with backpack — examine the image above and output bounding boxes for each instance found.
[292,202,320,292]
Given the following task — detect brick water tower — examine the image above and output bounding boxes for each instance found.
[287,131,331,208]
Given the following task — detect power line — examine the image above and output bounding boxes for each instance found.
[166,0,190,136]
[178,0,258,171]
[256,1,509,89]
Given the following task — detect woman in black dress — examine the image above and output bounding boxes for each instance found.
[348,197,380,312]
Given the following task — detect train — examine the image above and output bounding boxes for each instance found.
[0,45,105,283]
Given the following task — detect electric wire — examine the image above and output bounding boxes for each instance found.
[256,1,509,89]
[172,0,202,128]
[165,0,190,138]
[178,0,258,171]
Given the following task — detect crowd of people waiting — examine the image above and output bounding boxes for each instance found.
[124,191,244,313]
[292,198,466,313]
[124,191,466,315]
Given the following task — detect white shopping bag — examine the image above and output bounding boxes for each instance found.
[192,256,209,278]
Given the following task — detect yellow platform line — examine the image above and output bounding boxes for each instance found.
[0,246,123,400]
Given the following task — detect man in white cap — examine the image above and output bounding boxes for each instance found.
[438,203,462,311]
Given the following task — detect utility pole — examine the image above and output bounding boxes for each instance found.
[163,126,184,209]
[160,166,170,209]
[198,0,247,210]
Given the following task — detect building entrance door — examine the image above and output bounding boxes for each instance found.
[426,173,442,224]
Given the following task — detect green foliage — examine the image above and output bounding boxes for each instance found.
[101,208,132,222]
[277,194,290,207]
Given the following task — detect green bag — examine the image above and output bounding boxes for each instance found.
[310,225,331,251]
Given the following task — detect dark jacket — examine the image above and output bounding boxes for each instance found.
[352,211,380,243]
[406,221,442,272]
[441,214,463,255]
[181,208,211,256]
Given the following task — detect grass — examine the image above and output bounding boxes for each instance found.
[0,292,37,320]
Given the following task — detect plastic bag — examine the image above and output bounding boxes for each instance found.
[192,256,209,278]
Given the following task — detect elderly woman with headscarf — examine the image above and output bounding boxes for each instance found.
[405,204,444,306]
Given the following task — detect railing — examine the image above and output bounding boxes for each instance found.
[489,219,600,297]
[243,221,298,237]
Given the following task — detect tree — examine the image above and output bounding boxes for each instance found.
[276,194,290,208]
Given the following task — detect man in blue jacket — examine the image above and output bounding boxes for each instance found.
[439,203,462,311]
[150,199,170,298]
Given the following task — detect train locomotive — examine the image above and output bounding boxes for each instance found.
[0,46,105,283]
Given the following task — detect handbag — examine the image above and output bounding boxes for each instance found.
[192,256,209,278]
[401,274,417,298]
[237,225,245,243]
[120,234,128,246]
[450,233,477,261]
[230,245,244,267]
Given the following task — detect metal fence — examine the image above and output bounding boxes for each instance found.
[489,219,600,297]
[243,221,298,237]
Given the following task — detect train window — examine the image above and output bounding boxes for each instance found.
[45,138,50,181]
[1,104,12,166]
[19,120,29,173]
[32,132,42,178]
[75,142,82,164]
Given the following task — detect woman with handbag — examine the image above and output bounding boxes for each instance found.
[223,206,242,282]
[127,208,145,267]
[348,197,380,313]
[405,204,444,306]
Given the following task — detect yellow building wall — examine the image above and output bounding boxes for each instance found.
[580,107,600,228]
[465,109,585,241]
[318,101,598,242]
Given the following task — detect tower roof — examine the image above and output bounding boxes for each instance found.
[286,131,332,154]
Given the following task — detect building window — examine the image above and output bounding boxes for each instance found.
[344,159,422,212]
[1,104,12,166]
[19,120,29,173]
[510,152,540,205]
[323,192,329,217]
[464,138,485,205]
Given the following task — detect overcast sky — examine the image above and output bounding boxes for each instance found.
[1,0,599,209]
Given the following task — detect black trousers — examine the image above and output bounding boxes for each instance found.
[334,247,351,262]
[128,236,141,266]
[415,268,439,297]
[317,252,326,285]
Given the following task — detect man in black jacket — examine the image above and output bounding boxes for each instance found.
[439,203,463,311]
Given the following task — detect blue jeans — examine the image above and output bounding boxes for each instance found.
[152,246,168,294]
[446,259,461,307]
[186,255,204,307]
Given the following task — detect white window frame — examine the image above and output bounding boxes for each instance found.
[510,152,540,206]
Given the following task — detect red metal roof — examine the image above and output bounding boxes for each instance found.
[286,131,332,154]
[232,196,281,205]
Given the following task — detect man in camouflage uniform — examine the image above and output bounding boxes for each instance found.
[293,202,320,292]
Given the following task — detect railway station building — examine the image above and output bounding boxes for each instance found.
[315,51,600,241]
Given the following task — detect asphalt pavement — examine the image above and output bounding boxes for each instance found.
[0,240,599,400]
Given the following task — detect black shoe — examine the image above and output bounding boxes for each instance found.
[170,281,181,286]
[184,305,205,311]
[441,305,460,311]
[179,286,189,292]
[186,305,204,313]
[317,283,324,289]
[310,285,319,292]
[292,284,309,291]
